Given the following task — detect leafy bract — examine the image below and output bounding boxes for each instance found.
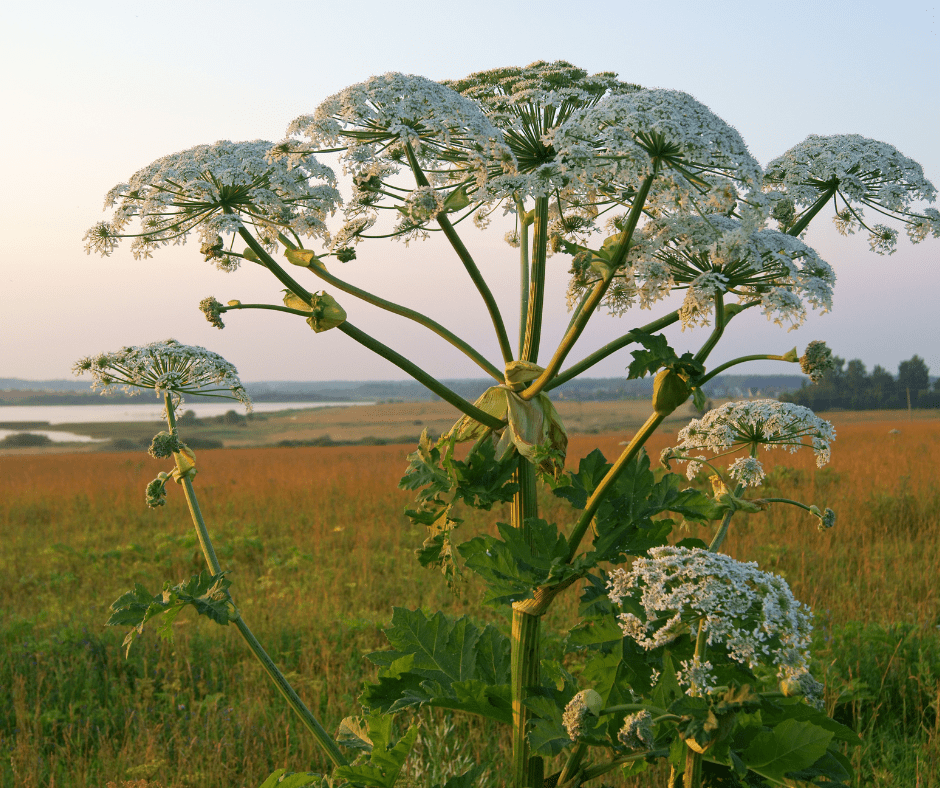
[334,713,418,788]
[457,518,582,606]
[360,608,512,724]
[107,570,235,656]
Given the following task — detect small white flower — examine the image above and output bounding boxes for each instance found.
[727,456,765,487]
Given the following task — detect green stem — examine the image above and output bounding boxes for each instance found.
[693,296,726,364]
[787,185,837,237]
[565,411,667,563]
[402,143,513,363]
[695,352,799,389]
[580,751,670,781]
[337,322,504,431]
[511,608,543,788]
[542,310,682,393]
[522,197,549,363]
[523,173,657,398]
[236,227,313,306]
[557,742,586,785]
[301,256,502,381]
[682,622,709,788]
[708,481,745,552]
[163,395,347,769]
[517,198,531,357]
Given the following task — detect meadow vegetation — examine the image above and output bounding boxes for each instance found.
[1,412,937,788]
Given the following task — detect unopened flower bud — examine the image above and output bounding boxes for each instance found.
[149,431,183,459]
[198,297,225,329]
[306,292,347,333]
[335,246,357,262]
[652,369,690,415]
[800,341,835,383]
[618,710,654,750]
[562,689,603,741]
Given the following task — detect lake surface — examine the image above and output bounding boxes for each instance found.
[0,401,368,427]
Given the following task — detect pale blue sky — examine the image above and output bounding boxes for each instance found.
[2,1,938,383]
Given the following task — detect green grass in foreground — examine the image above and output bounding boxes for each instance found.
[1,426,939,787]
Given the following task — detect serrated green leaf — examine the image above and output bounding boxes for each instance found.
[553,449,611,510]
[336,716,373,751]
[742,719,833,782]
[360,609,512,723]
[107,570,235,657]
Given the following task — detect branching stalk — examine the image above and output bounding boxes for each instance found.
[521,197,550,363]
[163,395,347,769]
[301,256,502,381]
[523,173,657,398]
[565,411,667,563]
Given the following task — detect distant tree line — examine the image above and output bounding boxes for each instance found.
[781,355,940,410]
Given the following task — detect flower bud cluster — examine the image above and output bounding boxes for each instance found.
[561,689,602,741]
[800,341,835,383]
[617,710,655,750]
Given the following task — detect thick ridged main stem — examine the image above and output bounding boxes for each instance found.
[510,456,543,788]
[164,396,347,769]
[511,607,543,788]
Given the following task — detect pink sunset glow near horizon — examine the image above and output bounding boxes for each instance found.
[2,1,937,384]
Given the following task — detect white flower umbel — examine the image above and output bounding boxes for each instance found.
[607,546,814,694]
[727,456,766,487]
[765,134,939,253]
[284,73,509,183]
[555,89,763,206]
[446,60,638,203]
[671,399,836,474]
[84,141,340,266]
[602,213,835,327]
[74,339,251,411]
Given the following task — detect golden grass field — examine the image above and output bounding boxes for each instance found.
[1,405,938,787]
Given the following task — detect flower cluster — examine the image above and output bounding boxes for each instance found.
[584,213,835,328]
[74,339,251,410]
[667,399,836,483]
[765,134,939,253]
[800,340,835,383]
[84,141,340,265]
[617,710,654,750]
[608,546,814,694]
[561,689,602,741]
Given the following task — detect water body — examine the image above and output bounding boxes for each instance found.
[0,400,372,443]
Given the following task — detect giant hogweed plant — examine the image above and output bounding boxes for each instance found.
[79,62,938,788]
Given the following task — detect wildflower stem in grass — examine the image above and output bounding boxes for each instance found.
[163,393,348,769]
[565,410,668,563]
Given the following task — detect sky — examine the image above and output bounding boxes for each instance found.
[1,0,938,384]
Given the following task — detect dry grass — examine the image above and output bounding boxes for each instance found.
[0,410,938,787]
